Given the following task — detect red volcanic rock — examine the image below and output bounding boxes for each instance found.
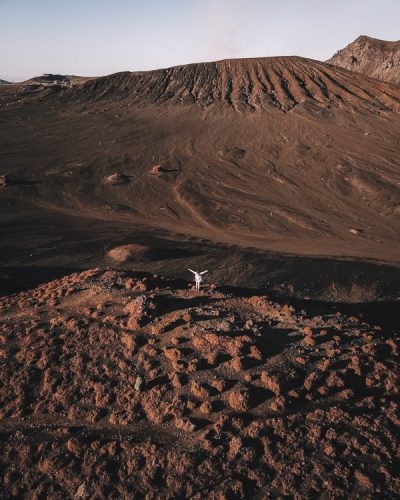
[228,388,252,412]
[282,304,293,317]
[304,372,318,391]
[191,381,211,400]
[164,347,182,362]
[169,373,184,388]
[303,326,313,336]
[187,359,199,372]
[260,372,282,395]
[121,333,136,351]
[199,401,213,415]
[354,469,374,491]
[249,345,263,360]
[126,316,140,330]
[227,436,242,460]
[326,371,345,389]
[0,268,399,497]
[211,379,226,392]
[171,359,187,371]
[386,339,398,354]
[175,418,197,432]
[125,278,135,289]
[270,396,286,412]
[124,295,147,330]
[231,356,245,372]
[304,335,316,346]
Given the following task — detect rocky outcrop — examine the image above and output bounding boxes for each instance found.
[327,35,400,86]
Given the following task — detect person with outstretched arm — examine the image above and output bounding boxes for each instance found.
[188,269,208,291]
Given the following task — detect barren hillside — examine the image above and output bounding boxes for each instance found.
[327,35,400,85]
[1,55,400,283]
[1,49,400,499]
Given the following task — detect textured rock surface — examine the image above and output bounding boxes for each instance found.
[327,35,400,85]
[0,269,399,497]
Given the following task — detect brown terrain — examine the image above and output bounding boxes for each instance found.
[327,35,400,86]
[0,269,399,497]
[0,38,400,497]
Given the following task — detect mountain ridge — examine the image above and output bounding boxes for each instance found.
[62,55,400,113]
[327,35,400,85]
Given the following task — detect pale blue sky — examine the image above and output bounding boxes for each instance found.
[1,0,399,81]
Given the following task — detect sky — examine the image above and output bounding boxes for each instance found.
[1,0,399,82]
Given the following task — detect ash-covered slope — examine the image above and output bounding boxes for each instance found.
[1,54,400,269]
[327,36,400,86]
[68,55,400,112]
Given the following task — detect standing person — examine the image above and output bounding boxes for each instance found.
[188,269,208,291]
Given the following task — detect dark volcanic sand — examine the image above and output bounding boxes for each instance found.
[1,56,400,273]
[0,269,399,498]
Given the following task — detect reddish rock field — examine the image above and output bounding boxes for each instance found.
[0,269,398,497]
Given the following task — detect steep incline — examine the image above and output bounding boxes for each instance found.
[67,56,400,112]
[327,36,400,86]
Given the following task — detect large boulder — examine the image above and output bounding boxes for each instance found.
[103,173,129,186]
[0,174,10,187]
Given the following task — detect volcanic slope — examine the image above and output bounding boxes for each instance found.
[327,36,400,86]
[0,269,399,497]
[1,55,400,271]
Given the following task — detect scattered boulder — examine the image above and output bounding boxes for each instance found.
[0,174,10,187]
[104,173,130,185]
[151,164,165,174]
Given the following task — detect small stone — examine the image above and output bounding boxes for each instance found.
[74,483,86,499]
[134,375,143,392]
